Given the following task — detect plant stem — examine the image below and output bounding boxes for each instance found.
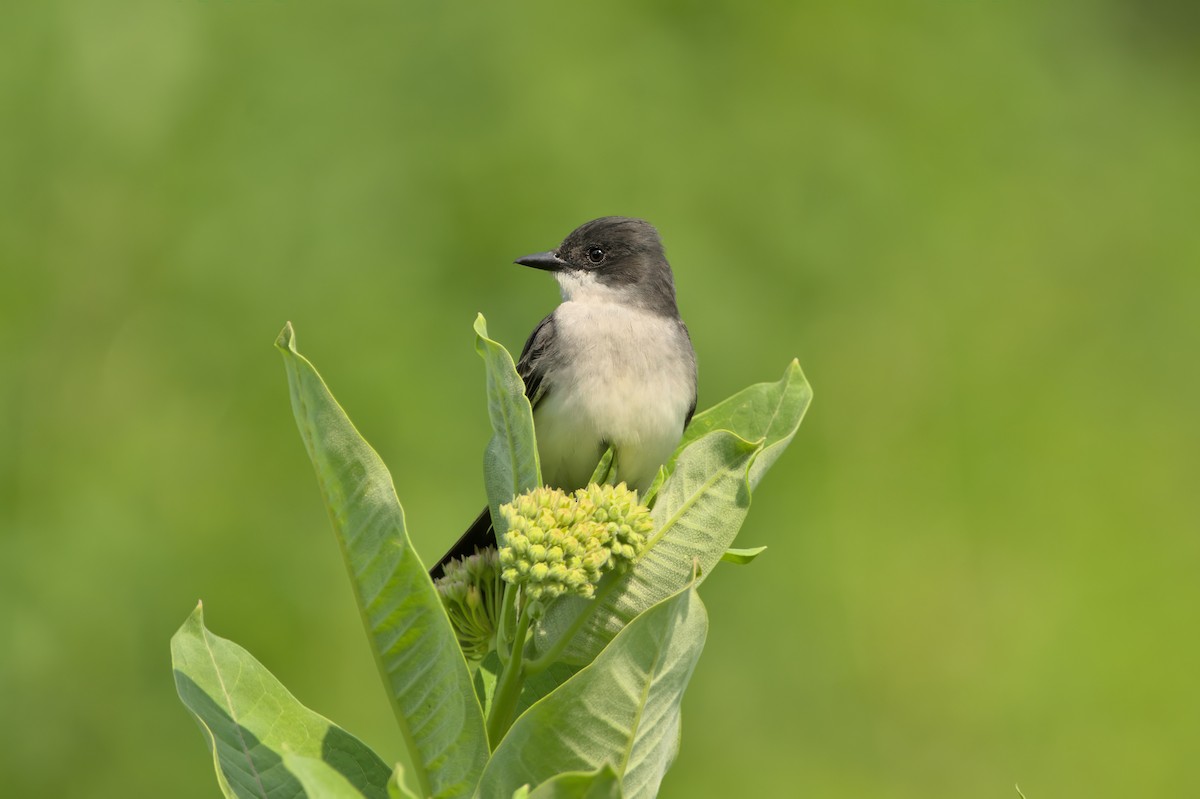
[495,581,517,667]
[486,598,532,746]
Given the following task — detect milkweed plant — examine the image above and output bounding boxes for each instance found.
[171,315,811,799]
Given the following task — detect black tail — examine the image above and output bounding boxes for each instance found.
[428,506,496,580]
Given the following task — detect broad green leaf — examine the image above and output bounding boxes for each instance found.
[676,359,812,489]
[172,603,391,799]
[515,660,577,719]
[474,314,540,532]
[479,587,707,799]
[284,751,371,798]
[277,323,487,799]
[721,545,768,565]
[388,765,420,799]
[528,765,624,799]
[539,431,759,665]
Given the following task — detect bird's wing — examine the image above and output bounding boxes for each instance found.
[516,313,556,410]
[679,319,699,427]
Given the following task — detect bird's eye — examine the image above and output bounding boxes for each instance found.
[586,247,605,264]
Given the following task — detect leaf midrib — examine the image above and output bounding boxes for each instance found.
[287,351,438,799]
[200,627,268,799]
[617,618,671,782]
[646,442,756,552]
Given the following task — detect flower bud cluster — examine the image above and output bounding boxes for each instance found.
[498,483,653,601]
[578,482,653,564]
[433,548,503,660]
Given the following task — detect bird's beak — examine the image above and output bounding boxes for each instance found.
[514,250,566,272]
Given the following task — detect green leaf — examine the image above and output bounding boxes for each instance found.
[721,545,767,565]
[474,314,541,532]
[474,653,501,719]
[388,765,420,799]
[540,431,759,665]
[588,447,616,486]
[172,603,391,799]
[479,587,707,799]
[676,359,812,489]
[284,750,371,798]
[640,466,667,508]
[528,765,625,798]
[276,323,488,799]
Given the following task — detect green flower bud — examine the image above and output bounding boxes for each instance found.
[497,483,654,603]
[434,548,502,660]
[575,482,653,569]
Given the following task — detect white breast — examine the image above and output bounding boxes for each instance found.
[534,299,695,494]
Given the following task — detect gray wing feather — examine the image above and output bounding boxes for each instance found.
[517,313,556,410]
[679,319,698,427]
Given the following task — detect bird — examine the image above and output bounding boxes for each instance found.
[430,217,697,578]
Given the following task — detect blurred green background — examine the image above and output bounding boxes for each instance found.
[2,0,1197,796]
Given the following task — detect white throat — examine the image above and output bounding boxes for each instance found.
[554,270,627,305]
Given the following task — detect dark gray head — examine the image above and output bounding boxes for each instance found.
[514,217,680,316]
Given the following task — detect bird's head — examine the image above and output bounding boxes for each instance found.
[515,217,678,313]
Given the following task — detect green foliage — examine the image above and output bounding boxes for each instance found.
[275,322,488,797]
[475,314,541,536]
[388,766,420,799]
[172,318,807,797]
[720,546,767,565]
[526,766,624,799]
[588,448,618,487]
[479,587,706,799]
[672,359,812,490]
[171,604,391,799]
[284,752,381,799]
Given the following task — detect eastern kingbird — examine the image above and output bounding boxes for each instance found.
[431,217,698,577]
